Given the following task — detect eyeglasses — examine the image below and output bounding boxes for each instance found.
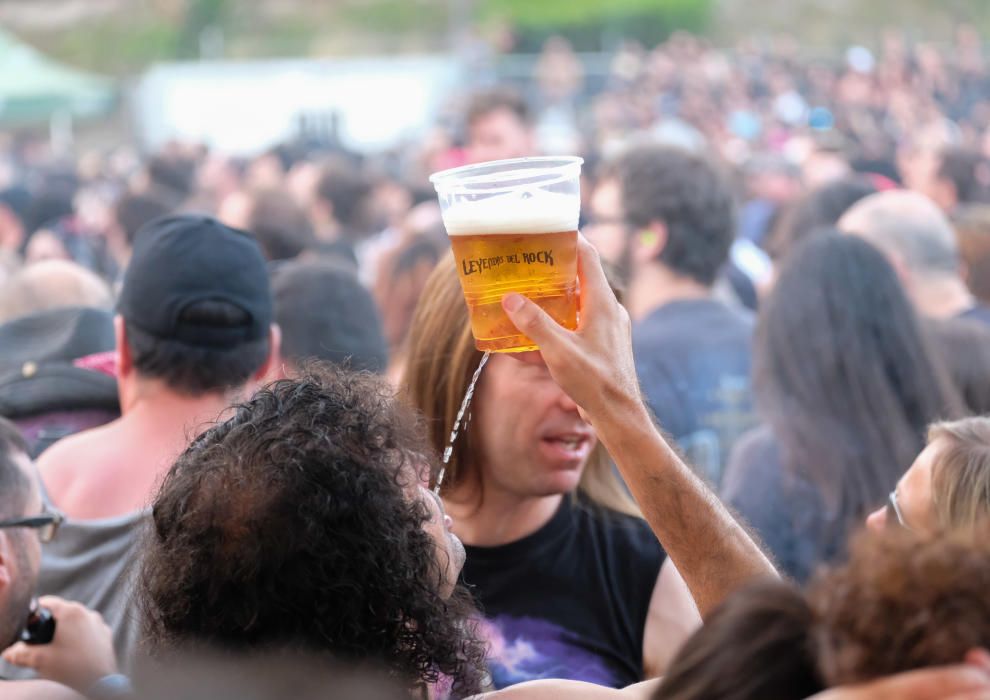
[885,491,910,531]
[0,509,64,543]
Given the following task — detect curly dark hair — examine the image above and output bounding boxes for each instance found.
[811,527,990,686]
[617,145,735,286]
[139,364,488,696]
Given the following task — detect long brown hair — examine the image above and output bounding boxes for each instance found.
[756,233,962,551]
[402,253,639,517]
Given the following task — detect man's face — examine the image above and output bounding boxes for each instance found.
[0,452,43,648]
[866,439,939,533]
[469,354,596,501]
[419,486,465,599]
[467,109,534,164]
[584,177,630,270]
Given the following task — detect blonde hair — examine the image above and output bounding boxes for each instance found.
[402,253,640,517]
[928,416,990,532]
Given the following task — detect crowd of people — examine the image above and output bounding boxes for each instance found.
[0,27,988,700]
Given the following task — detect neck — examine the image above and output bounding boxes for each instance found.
[120,377,238,434]
[49,379,239,519]
[444,479,563,547]
[912,275,976,320]
[628,262,712,321]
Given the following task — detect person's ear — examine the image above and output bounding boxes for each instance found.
[254,324,283,383]
[114,315,132,378]
[631,221,668,266]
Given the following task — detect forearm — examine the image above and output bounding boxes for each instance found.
[475,678,660,700]
[592,398,777,618]
[497,240,776,614]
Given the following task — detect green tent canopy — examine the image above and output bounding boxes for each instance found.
[0,29,115,126]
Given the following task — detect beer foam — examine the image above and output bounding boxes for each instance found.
[442,191,578,236]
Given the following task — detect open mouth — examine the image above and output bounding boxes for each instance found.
[539,433,593,462]
[546,436,585,449]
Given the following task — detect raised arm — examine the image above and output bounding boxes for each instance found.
[501,235,775,618]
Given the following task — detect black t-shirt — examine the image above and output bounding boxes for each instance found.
[461,496,665,689]
[633,299,757,486]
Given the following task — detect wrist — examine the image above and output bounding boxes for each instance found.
[595,385,652,429]
[590,391,656,450]
[75,660,120,696]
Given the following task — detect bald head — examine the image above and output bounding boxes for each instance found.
[0,259,113,323]
[839,191,960,279]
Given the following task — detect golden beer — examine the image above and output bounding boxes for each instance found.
[450,230,578,352]
[431,156,584,353]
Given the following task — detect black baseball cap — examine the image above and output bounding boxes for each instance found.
[118,215,272,348]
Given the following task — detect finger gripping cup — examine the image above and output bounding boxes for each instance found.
[430,156,583,353]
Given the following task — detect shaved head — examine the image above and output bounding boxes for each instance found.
[0,259,113,323]
[839,191,959,278]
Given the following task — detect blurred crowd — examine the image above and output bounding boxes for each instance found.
[0,27,989,700]
[2,29,990,360]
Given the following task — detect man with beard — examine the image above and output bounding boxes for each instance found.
[0,416,119,698]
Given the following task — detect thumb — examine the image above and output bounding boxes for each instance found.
[37,595,69,613]
[502,293,567,352]
[3,642,37,669]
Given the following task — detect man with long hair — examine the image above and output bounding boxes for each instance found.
[403,238,772,689]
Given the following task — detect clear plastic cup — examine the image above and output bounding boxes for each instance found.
[430,156,583,353]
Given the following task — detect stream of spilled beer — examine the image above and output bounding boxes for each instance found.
[434,351,491,494]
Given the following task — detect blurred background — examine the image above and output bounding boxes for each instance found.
[2,0,989,156]
[2,0,990,384]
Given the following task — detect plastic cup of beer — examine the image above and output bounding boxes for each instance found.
[430,156,583,353]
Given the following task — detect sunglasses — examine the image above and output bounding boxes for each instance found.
[0,508,64,543]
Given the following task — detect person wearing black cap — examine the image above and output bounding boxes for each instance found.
[28,215,279,672]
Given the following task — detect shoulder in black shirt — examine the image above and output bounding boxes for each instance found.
[461,495,665,689]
